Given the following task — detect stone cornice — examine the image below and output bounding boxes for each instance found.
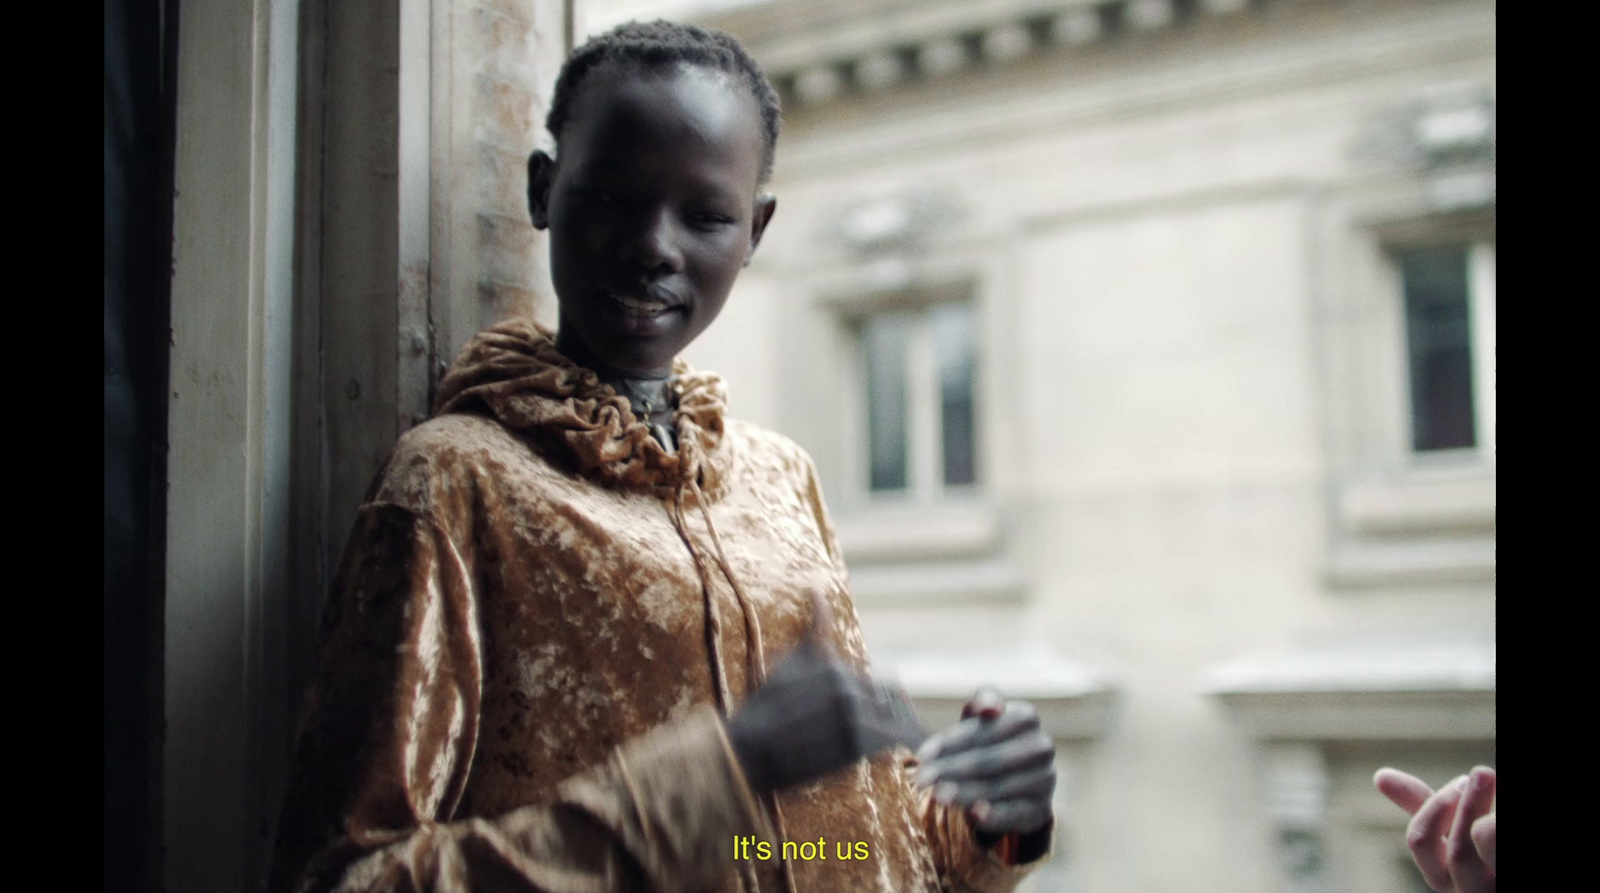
[763,3,1490,180]
[878,646,1120,739]
[1204,636,1495,740]
[684,0,1333,109]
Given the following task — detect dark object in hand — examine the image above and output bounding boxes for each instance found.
[914,689,1056,837]
[727,594,925,793]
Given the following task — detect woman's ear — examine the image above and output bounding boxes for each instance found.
[744,193,778,267]
[527,150,557,230]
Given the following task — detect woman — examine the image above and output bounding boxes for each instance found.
[270,20,1055,893]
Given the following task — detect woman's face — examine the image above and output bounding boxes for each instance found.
[530,63,776,378]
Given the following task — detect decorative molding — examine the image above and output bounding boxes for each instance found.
[763,3,1492,178]
[793,63,843,103]
[1337,471,1495,536]
[1127,0,1175,32]
[1349,82,1496,175]
[1049,6,1102,46]
[1263,743,1332,893]
[981,22,1033,63]
[855,49,907,91]
[675,0,1486,111]
[917,35,970,78]
[1205,636,1496,740]
[1324,539,1495,587]
[822,188,971,256]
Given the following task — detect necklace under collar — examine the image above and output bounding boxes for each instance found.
[600,374,679,450]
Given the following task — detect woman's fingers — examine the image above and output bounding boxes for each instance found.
[919,687,1012,763]
[1446,767,1496,892]
[920,732,1054,786]
[962,687,1006,721]
[1470,812,1496,874]
[1406,775,1468,892]
[918,699,1039,765]
[1374,767,1435,815]
[1377,765,1495,893]
[931,765,1055,808]
[968,797,1053,835]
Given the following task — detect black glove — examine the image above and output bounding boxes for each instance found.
[727,592,925,793]
[914,688,1056,837]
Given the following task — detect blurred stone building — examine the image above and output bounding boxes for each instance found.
[597,1,1497,891]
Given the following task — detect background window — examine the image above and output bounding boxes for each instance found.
[1396,243,1495,456]
[857,300,978,498]
[932,302,977,487]
[863,313,912,491]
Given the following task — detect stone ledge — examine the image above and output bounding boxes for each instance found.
[875,646,1120,738]
[1337,470,1495,536]
[671,0,1389,109]
[1205,636,1495,740]
[1324,538,1495,588]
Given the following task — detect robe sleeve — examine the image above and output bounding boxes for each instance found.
[269,502,772,893]
[797,456,1054,893]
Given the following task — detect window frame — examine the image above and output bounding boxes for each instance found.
[840,287,984,509]
[1315,200,1497,587]
[1386,239,1496,465]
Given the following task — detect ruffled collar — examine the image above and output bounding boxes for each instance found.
[433,318,730,499]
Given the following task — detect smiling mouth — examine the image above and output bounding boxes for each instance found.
[613,293,672,315]
[605,289,683,319]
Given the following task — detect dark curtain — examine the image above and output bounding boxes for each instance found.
[105,1,174,890]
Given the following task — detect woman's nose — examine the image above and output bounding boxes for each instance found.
[619,208,684,274]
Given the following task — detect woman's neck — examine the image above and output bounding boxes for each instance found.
[553,325,674,380]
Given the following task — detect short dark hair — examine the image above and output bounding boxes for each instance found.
[546,20,782,184]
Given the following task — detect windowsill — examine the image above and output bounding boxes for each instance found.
[1205,635,1495,740]
[874,646,1119,740]
[836,499,1000,563]
[1325,539,1495,587]
[1338,465,1494,535]
[1328,463,1494,587]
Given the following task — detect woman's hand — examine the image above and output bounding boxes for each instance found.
[726,592,925,793]
[913,688,1056,836]
[1374,765,1496,893]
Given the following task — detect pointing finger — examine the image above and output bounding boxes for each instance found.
[969,797,1052,836]
[1374,767,1435,816]
[919,701,1040,768]
[931,765,1056,808]
[922,733,1054,785]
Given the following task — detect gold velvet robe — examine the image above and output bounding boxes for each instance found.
[269,319,1046,893]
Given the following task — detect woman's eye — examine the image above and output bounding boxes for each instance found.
[688,212,735,230]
